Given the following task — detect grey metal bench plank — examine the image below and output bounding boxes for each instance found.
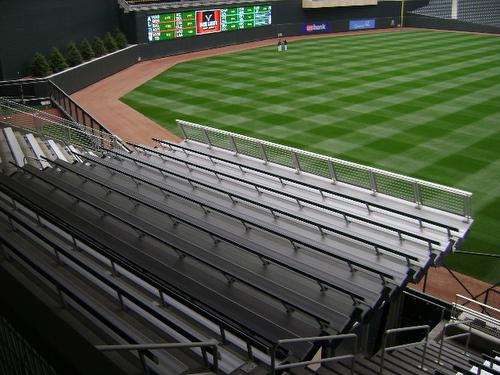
[47,139,69,162]
[158,139,471,237]
[22,164,360,331]
[25,133,51,169]
[0,226,189,375]
[0,175,319,355]
[56,158,392,305]
[112,148,442,268]
[99,151,415,282]
[129,144,451,251]
[3,127,25,167]
[0,205,243,373]
[74,158,407,294]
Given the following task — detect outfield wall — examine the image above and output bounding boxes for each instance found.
[5,0,500,95]
[0,0,120,81]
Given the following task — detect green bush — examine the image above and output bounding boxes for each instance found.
[49,47,68,72]
[79,39,95,60]
[103,32,118,53]
[65,41,83,66]
[92,36,108,57]
[113,28,128,49]
[30,53,52,77]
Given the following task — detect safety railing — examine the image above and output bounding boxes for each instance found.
[47,81,129,151]
[176,120,473,221]
[379,325,430,374]
[0,97,126,151]
[270,333,358,375]
[95,341,219,375]
[453,294,500,324]
[436,319,473,365]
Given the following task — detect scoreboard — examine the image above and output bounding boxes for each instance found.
[147,5,272,42]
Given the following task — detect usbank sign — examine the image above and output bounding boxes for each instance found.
[301,21,332,34]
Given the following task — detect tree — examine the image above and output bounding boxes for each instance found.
[92,36,108,57]
[79,39,95,60]
[65,42,83,66]
[30,53,52,77]
[103,32,118,53]
[113,28,128,49]
[49,47,68,73]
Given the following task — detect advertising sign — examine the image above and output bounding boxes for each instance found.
[301,21,332,34]
[349,19,376,30]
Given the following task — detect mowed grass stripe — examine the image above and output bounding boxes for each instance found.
[121,30,500,283]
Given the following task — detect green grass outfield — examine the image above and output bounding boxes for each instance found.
[121,30,500,283]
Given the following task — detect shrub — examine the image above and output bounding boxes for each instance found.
[30,53,52,77]
[113,28,128,49]
[92,36,108,57]
[79,39,95,60]
[49,47,68,73]
[103,32,118,53]
[65,42,83,66]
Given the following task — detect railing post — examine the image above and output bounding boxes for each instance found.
[212,344,219,374]
[413,182,422,209]
[419,327,429,369]
[464,195,471,223]
[203,129,212,148]
[259,143,269,164]
[229,135,239,154]
[328,160,337,184]
[368,170,378,195]
[270,344,277,375]
[138,350,150,375]
[291,151,301,174]
[177,122,188,140]
[379,333,387,375]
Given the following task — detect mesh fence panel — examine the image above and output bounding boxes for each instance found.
[296,153,330,178]
[420,185,465,216]
[264,144,294,168]
[205,131,232,151]
[375,174,416,202]
[334,162,371,189]
[183,125,206,143]
[234,137,263,159]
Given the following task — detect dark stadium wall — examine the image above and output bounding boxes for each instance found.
[0,0,120,80]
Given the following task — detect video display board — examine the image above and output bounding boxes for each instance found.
[147,5,272,42]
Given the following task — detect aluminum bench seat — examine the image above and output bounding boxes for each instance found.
[19,163,364,334]
[156,138,471,241]
[0,224,191,375]
[68,154,406,304]
[0,174,321,358]
[138,143,453,250]
[98,150,422,283]
[0,203,244,373]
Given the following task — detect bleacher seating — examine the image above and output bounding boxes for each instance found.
[2,98,497,375]
[412,0,500,27]
[458,0,500,27]
[412,0,453,20]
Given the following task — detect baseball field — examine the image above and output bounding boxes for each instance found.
[121,29,500,283]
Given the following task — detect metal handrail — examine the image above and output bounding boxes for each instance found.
[436,319,474,365]
[270,333,358,375]
[177,119,473,220]
[47,81,128,149]
[0,97,122,151]
[96,340,219,375]
[379,325,430,374]
[453,294,500,324]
